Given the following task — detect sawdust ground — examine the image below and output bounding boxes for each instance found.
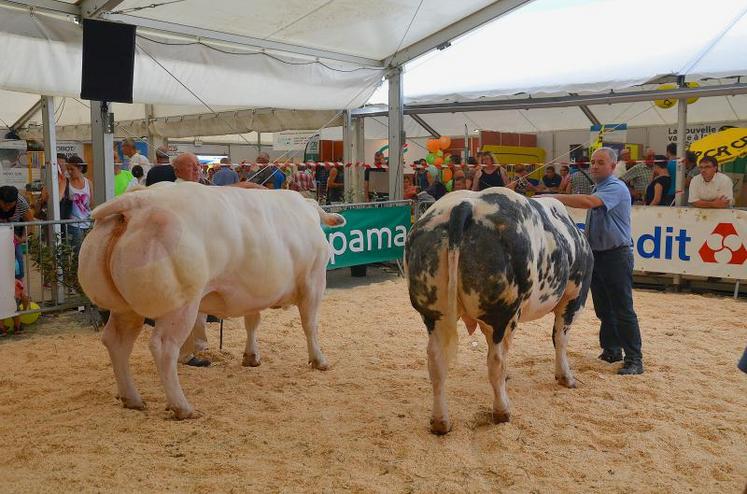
[0,267,745,493]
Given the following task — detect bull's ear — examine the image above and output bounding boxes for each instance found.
[324,214,346,227]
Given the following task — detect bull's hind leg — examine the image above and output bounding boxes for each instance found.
[150,300,201,419]
[298,261,329,370]
[552,298,582,388]
[242,312,261,367]
[427,319,456,435]
[101,311,145,410]
[482,317,517,424]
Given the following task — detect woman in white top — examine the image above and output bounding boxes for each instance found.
[65,155,93,253]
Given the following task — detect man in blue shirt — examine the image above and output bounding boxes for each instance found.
[212,158,240,186]
[551,147,644,375]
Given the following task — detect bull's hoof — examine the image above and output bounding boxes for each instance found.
[430,418,452,435]
[242,353,261,367]
[168,406,201,420]
[556,374,577,388]
[119,397,145,410]
[310,357,329,371]
[492,410,511,424]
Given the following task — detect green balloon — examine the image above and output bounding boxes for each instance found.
[436,150,444,157]
[445,180,453,192]
[425,154,435,164]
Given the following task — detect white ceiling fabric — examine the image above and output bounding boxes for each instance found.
[3,0,747,140]
[109,0,497,60]
[0,5,384,111]
[367,0,747,105]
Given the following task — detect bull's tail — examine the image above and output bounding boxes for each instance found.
[306,199,346,228]
[442,201,473,364]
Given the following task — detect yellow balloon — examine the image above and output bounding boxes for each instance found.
[654,82,700,109]
[4,302,41,328]
[19,302,41,325]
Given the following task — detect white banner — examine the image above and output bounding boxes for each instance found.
[662,123,742,146]
[273,132,317,151]
[567,206,747,279]
[0,227,17,319]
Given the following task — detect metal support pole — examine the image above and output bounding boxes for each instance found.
[353,117,365,203]
[145,104,163,162]
[342,110,353,203]
[41,96,64,304]
[735,280,740,300]
[464,124,469,164]
[388,67,404,201]
[675,77,688,206]
[673,77,688,291]
[90,101,115,205]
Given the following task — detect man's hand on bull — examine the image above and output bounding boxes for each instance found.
[548,193,604,210]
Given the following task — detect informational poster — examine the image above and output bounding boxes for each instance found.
[274,131,317,152]
[0,140,29,190]
[303,133,320,162]
[590,123,628,144]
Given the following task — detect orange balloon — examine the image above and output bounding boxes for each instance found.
[434,157,444,167]
[439,136,452,150]
[441,168,452,183]
[426,139,440,153]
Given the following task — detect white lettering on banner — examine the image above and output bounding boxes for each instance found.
[567,206,747,279]
[328,225,407,264]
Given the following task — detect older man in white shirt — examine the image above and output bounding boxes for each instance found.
[688,156,734,208]
[122,137,151,177]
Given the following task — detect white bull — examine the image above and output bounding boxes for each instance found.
[78,183,345,419]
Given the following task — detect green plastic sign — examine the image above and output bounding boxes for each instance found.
[323,206,411,269]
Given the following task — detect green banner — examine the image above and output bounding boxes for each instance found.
[323,206,411,269]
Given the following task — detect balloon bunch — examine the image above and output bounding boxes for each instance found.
[425,136,455,190]
[425,136,452,168]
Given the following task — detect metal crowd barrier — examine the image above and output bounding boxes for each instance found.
[321,199,413,213]
[3,219,90,319]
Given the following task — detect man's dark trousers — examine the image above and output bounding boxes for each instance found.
[590,246,643,362]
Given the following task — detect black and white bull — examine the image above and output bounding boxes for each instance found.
[405,188,593,435]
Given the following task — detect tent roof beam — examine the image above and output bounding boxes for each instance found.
[352,83,747,117]
[410,114,440,138]
[384,0,532,67]
[105,13,385,67]
[79,0,126,19]
[10,97,42,130]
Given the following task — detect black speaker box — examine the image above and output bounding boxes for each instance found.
[80,19,136,103]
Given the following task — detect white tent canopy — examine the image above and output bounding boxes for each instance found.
[367,0,747,105]
[2,0,747,141]
[0,0,527,112]
[0,0,534,138]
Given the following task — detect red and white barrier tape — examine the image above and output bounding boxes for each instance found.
[409,158,683,170]
[226,161,388,169]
